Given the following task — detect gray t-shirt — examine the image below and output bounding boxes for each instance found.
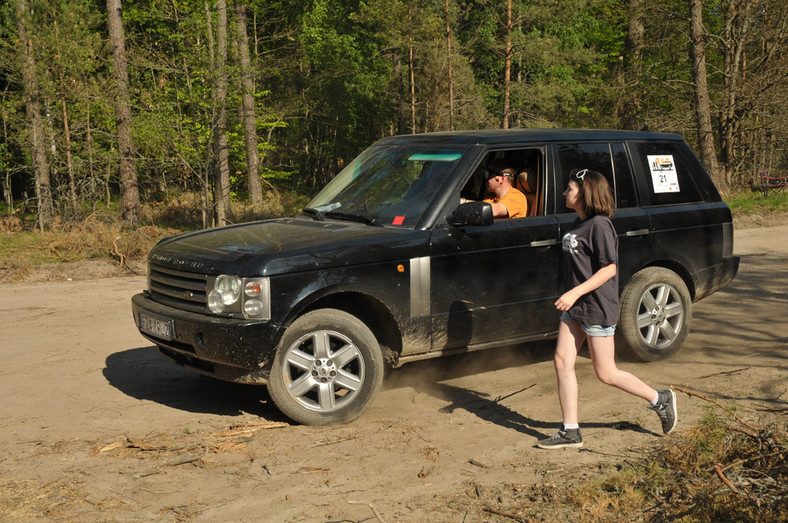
[561,215,620,326]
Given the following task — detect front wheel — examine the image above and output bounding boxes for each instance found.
[268,309,384,425]
[618,267,692,361]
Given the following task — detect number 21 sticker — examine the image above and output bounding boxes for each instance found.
[648,155,680,193]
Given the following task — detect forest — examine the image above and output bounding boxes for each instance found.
[1,0,786,232]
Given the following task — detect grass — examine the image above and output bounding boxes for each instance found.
[725,190,788,215]
[0,229,63,265]
[0,211,179,276]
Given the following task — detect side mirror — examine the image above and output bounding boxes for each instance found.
[448,201,494,226]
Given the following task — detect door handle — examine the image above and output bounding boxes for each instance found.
[625,229,650,237]
[530,239,558,247]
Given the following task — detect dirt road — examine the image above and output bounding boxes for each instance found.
[1,225,786,521]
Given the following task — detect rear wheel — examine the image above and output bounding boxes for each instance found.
[618,267,692,361]
[268,308,384,425]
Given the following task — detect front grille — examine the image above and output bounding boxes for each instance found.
[148,263,209,314]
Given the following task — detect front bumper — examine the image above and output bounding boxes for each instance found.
[131,292,286,384]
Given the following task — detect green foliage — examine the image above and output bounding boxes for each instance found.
[725,190,788,215]
[1,0,786,227]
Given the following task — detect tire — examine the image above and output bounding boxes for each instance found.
[617,267,692,362]
[268,309,385,425]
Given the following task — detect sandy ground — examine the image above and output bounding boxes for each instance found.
[0,225,786,521]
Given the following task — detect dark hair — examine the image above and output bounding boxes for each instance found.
[486,159,515,178]
[571,169,615,218]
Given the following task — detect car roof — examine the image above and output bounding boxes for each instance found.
[374,128,684,146]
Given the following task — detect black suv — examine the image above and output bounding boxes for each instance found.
[132,129,739,425]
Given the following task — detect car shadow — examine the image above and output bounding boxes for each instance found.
[383,342,659,440]
[103,346,289,422]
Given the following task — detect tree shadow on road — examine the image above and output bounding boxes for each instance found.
[103,346,289,422]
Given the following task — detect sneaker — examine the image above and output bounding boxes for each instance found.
[648,389,678,434]
[537,424,583,449]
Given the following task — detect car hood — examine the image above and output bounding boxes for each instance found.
[149,217,428,276]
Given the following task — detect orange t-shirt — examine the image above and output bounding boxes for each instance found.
[484,187,527,219]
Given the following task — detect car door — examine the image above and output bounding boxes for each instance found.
[552,142,654,286]
[428,216,561,350]
[427,147,561,351]
[627,140,719,279]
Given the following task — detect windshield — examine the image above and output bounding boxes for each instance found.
[304,145,467,227]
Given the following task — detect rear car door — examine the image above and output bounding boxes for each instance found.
[627,140,730,296]
[552,141,654,286]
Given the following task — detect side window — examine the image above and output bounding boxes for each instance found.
[556,143,613,213]
[632,142,703,205]
[460,148,545,217]
[612,143,638,208]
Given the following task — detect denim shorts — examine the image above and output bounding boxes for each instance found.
[561,312,616,337]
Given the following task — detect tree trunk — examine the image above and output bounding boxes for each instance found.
[502,0,513,129]
[689,0,722,186]
[203,1,216,227]
[107,0,140,225]
[16,0,54,232]
[619,0,644,129]
[234,1,263,203]
[213,0,231,225]
[408,5,416,134]
[1,116,12,215]
[721,0,750,188]
[626,0,644,65]
[53,19,77,214]
[444,0,454,131]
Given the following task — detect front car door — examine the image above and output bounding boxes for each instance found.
[428,146,561,352]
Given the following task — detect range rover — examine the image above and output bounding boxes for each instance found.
[132,129,739,425]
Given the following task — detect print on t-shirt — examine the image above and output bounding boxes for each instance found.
[562,232,579,255]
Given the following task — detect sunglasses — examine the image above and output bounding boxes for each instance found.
[574,169,589,181]
[486,169,511,179]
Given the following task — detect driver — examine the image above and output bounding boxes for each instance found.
[462,159,527,219]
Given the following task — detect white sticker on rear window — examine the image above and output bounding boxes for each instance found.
[648,155,680,193]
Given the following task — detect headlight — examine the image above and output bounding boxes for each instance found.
[207,275,269,319]
[207,275,242,313]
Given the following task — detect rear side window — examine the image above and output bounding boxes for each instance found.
[555,143,639,211]
[631,142,703,205]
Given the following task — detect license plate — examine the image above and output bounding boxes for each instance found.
[139,313,175,341]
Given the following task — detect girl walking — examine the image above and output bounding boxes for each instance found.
[538,169,677,449]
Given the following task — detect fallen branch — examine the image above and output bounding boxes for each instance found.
[673,386,762,434]
[348,500,386,523]
[718,449,787,474]
[483,506,528,522]
[714,463,739,493]
[480,384,535,409]
[697,367,750,380]
[165,454,200,467]
[213,421,289,438]
[111,235,128,272]
[467,458,491,469]
[48,243,69,262]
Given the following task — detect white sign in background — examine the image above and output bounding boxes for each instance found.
[648,155,681,193]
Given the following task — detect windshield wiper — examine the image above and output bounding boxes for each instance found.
[302,207,326,221]
[324,211,383,227]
